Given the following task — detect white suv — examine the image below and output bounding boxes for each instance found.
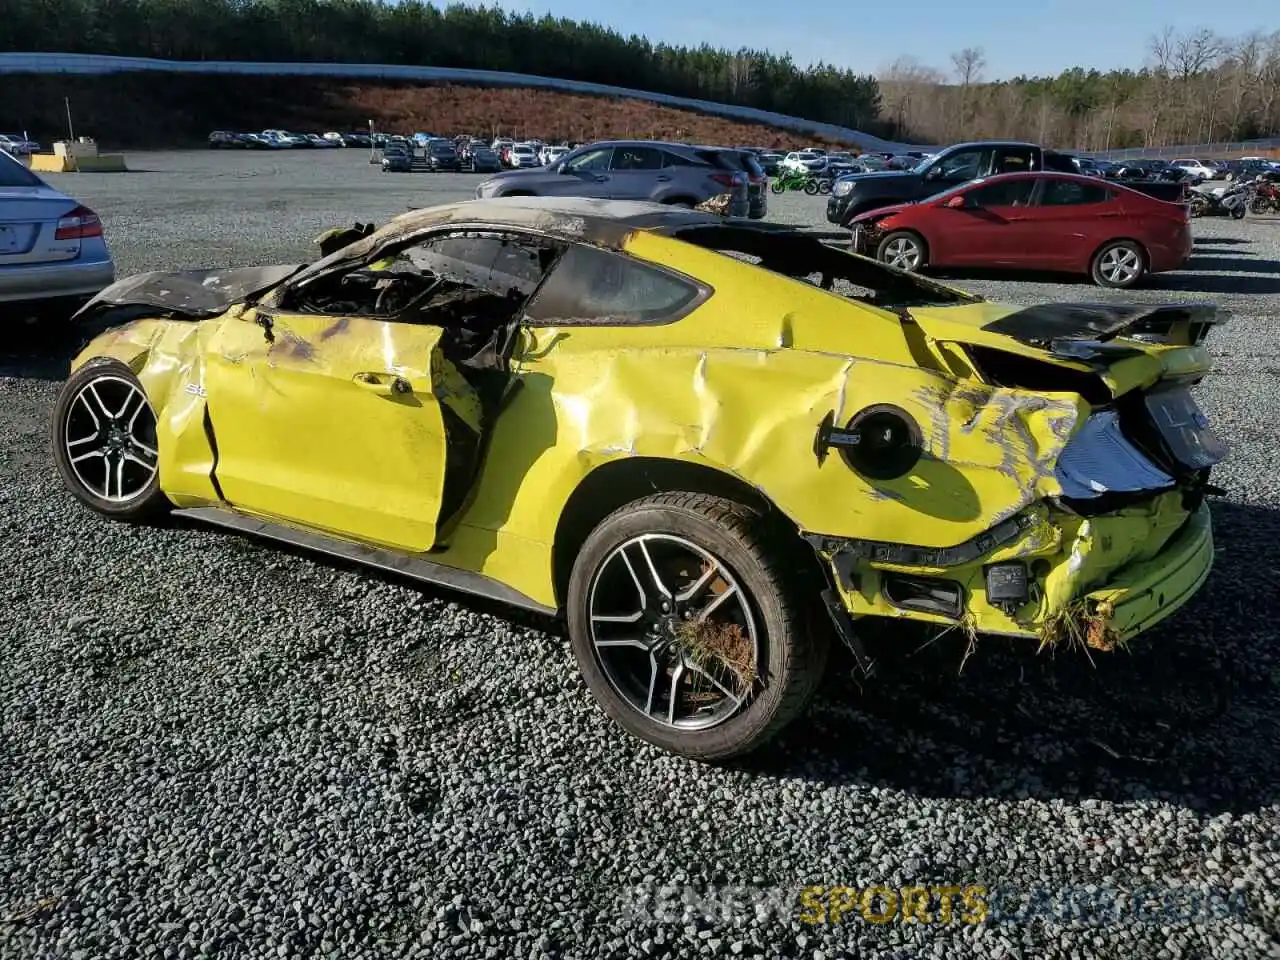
[1171,158,1220,180]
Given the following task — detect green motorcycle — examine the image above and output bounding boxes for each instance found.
[770,168,821,195]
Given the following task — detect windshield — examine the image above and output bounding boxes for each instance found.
[0,153,42,187]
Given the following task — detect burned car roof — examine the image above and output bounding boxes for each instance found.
[296,197,791,282]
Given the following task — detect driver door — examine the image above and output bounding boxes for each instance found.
[201,231,546,553]
[203,307,458,552]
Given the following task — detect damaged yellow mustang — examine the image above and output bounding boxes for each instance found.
[53,197,1228,760]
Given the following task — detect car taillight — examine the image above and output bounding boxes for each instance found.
[710,172,745,189]
[55,205,103,240]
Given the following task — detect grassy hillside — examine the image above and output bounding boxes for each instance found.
[7,74,851,149]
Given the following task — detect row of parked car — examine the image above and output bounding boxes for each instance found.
[208,130,374,149]
[376,135,580,174]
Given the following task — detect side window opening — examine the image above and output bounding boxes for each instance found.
[523,243,704,326]
[1040,180,1110,206]
[610,147,665,171]
[279,230,563,372]
[968,179,1036,207]
[669,225,981,309]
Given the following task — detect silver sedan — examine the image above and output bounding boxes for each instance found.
[1,152,115,315]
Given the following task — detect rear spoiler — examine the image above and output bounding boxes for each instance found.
[982,302,1224,352]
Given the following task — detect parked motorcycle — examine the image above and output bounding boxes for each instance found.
[1247,176,1280,215]
[770,168,821,195]
[1189,179,1249,219]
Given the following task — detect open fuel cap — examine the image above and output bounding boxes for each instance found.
[815,404,923,480]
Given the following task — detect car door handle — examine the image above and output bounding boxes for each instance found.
[593,175,609,182]
[353,372,412,395]
[655,174,672,182]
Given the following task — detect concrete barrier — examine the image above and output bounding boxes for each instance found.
[30,153,128,172]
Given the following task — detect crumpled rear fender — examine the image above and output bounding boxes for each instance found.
[482,338,1086,552]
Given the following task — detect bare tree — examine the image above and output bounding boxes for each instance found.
[1226,32,1263,137]
[878,55,944,137]
[1145,27,1177,145]
[949,47,986,138]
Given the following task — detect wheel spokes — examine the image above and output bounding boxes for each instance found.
[587,533,760,731]
[63,376,159,504]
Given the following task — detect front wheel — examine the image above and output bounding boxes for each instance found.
[1091,240,1146,288]
[566,493,829,761]
[803,180,819,195]
[875,230,928,272]
[1229,202,1247,220]
[770,181,785,194]
[50,358,168,522]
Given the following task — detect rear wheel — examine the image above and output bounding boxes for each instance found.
[50,358,168,522]
[1091,240,1146,288]
[803,180,819,195]
[817,180,832,194]
[566,493,829,761]
[875,230,928,272]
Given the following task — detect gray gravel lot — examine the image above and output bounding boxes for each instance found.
[1,149,1278,960]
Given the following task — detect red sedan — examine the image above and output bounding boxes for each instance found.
[848,172,1193,288]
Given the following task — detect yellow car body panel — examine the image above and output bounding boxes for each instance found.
[67,201,1222,644]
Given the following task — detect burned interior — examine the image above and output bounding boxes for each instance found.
[279,229,564,374]
[666,223,983,310]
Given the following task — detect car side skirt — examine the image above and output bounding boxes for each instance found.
[172,506,557,617]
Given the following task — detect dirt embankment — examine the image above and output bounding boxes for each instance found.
[6,74,849,149]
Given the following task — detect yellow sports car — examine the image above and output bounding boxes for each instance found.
[54,197,1228,760]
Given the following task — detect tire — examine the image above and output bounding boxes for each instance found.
[1249,197,1270,215]
[818,180,832,194]
[803,181,819,195]
[769,181,785,195]
[875,230,928,272]
[50,358,168,523]
[1090,239,1146,288]
[566,492,829,762]
[1230,203,1246,220]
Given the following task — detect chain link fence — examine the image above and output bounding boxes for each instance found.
[1084,139,1280,160]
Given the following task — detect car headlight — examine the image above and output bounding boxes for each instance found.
[832,180,853,198]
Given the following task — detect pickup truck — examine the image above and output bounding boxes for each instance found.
[826,140,1187,226]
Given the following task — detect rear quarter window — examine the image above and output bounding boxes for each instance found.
[524,243,705,326]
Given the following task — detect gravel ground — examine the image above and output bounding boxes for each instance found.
[1,150,1278,960]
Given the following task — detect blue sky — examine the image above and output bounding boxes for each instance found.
[484,0,1275,80]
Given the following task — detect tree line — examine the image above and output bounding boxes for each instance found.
[880,28,1280,150]
[1,0,885,133]
[5,6,1277,149]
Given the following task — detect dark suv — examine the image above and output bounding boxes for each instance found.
[425,138,461,172]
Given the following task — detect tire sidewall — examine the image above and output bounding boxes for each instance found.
[566,501,797,759]
[1091,241,1145,288]
[876,230,926,271]
[50,357,168,521]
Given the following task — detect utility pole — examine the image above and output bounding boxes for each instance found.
[65,97,75,142]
